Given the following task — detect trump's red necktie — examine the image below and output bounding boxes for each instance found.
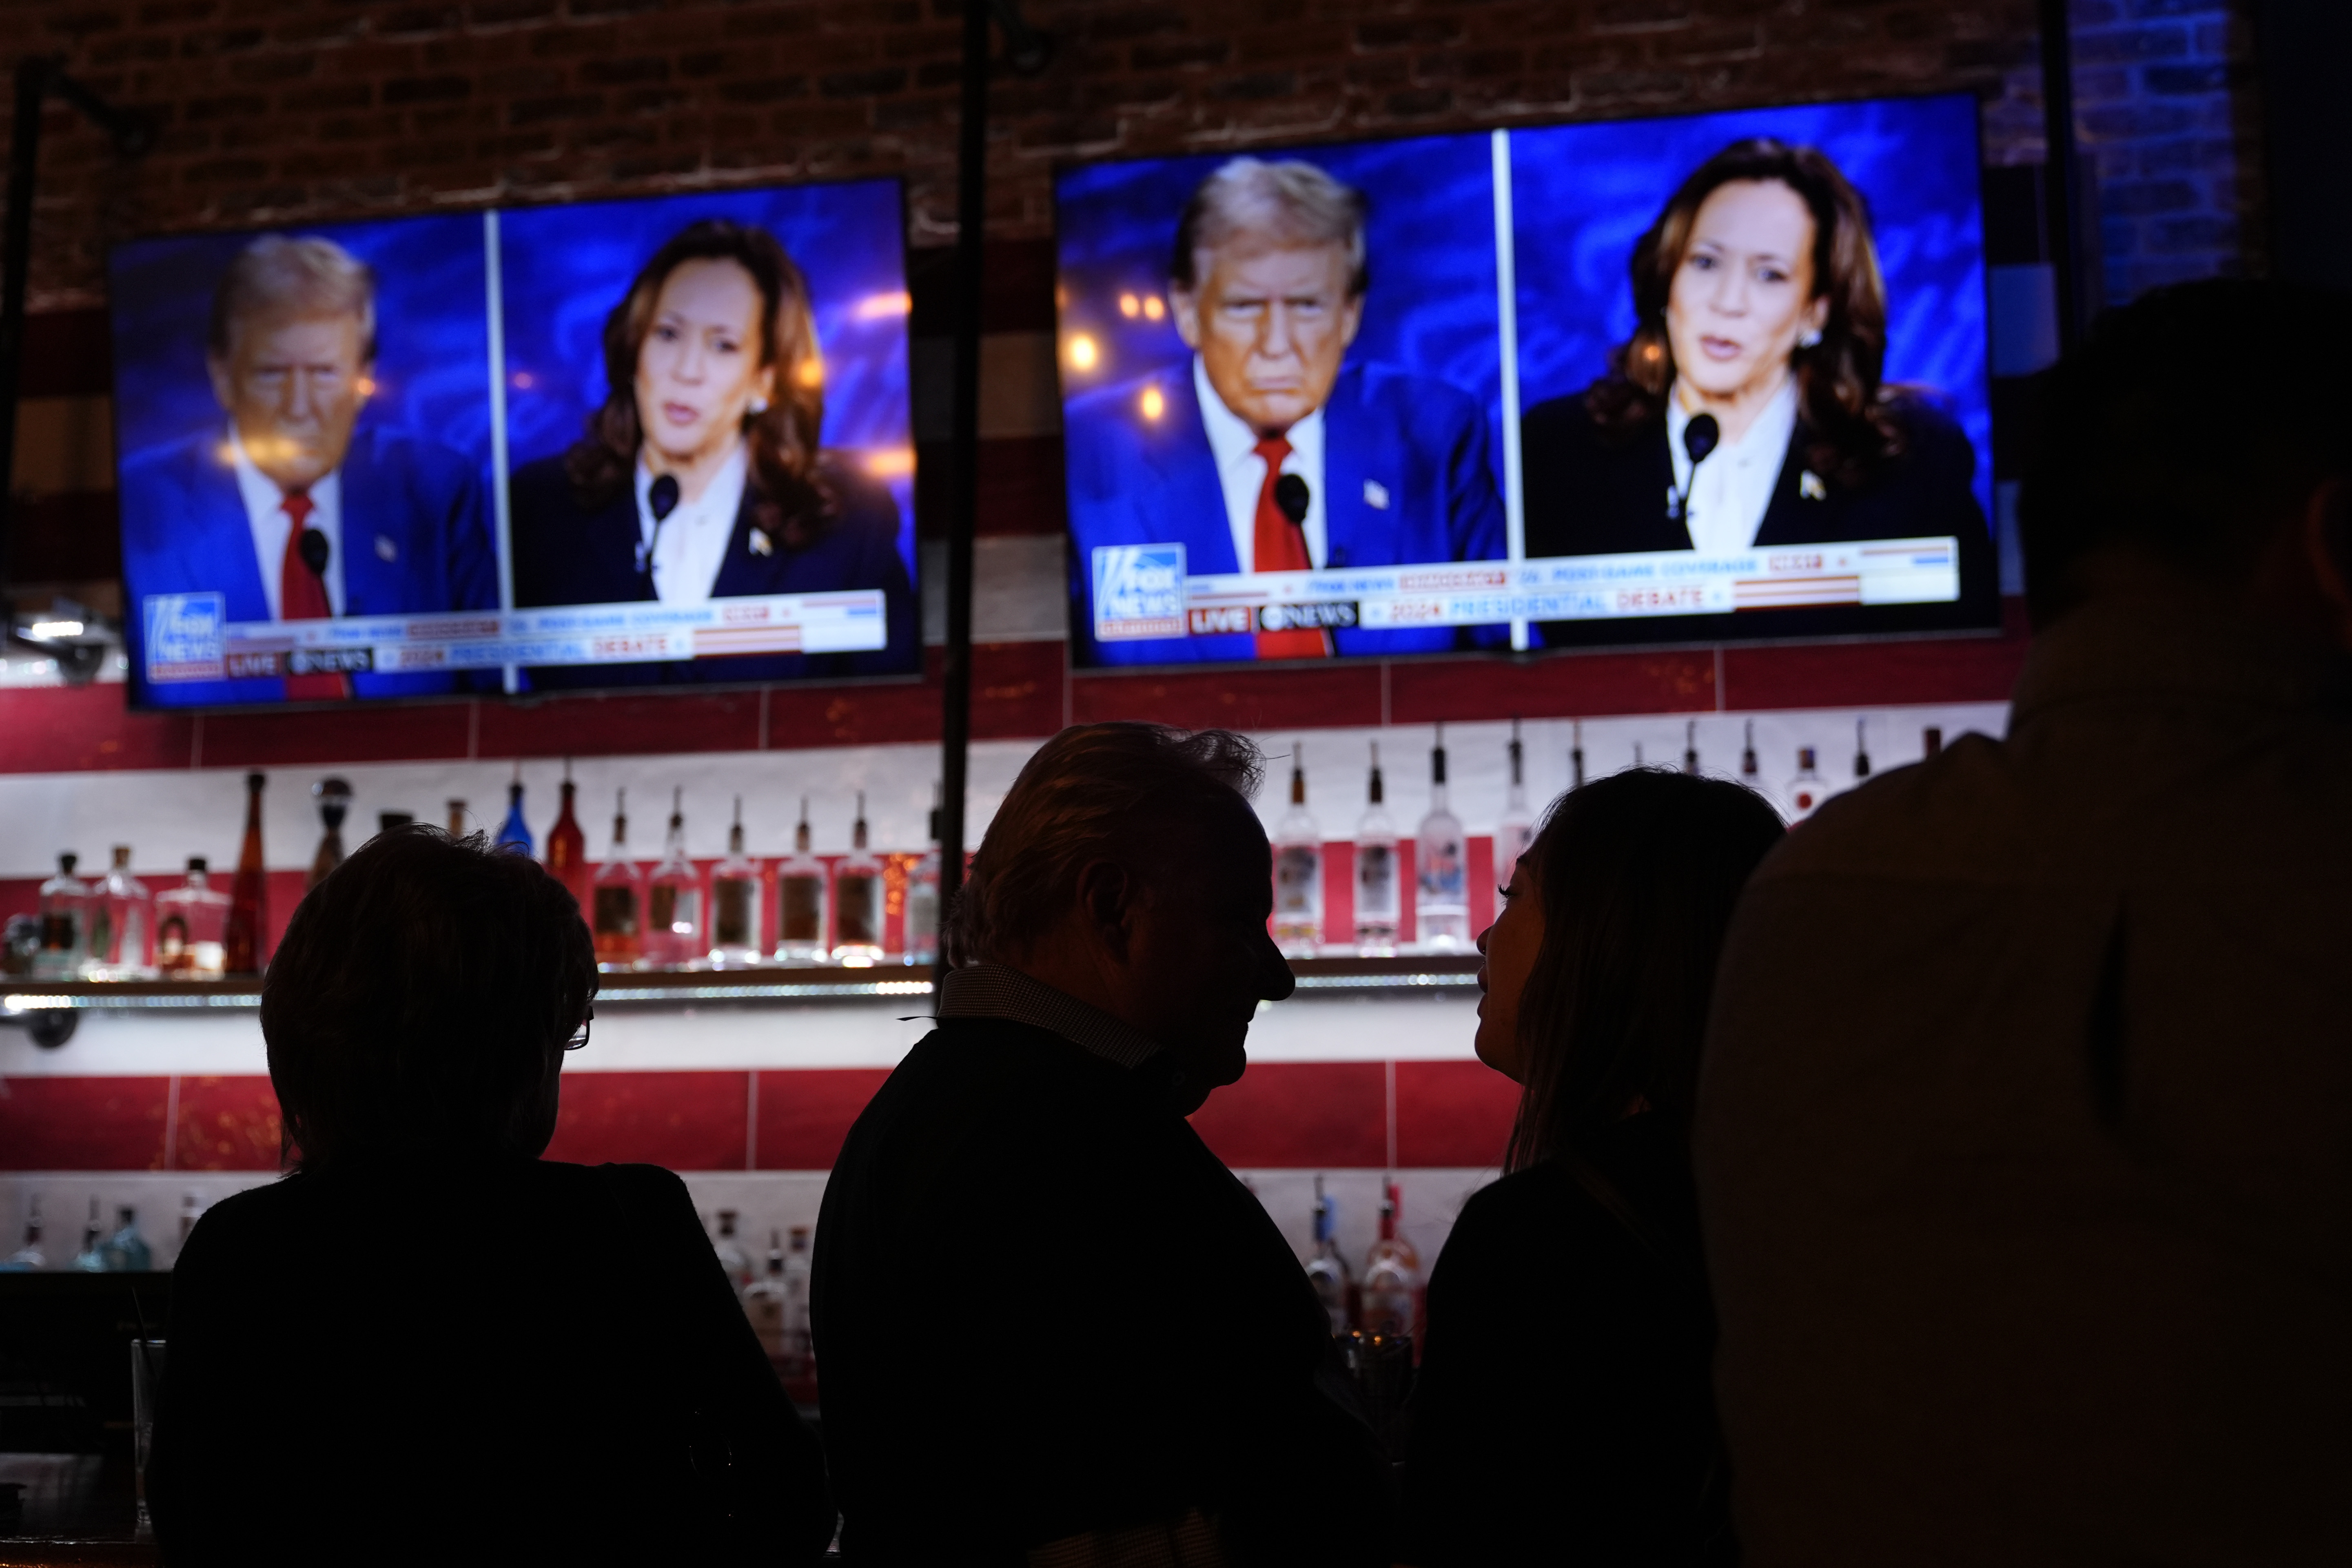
[1251,437,1326,660]
[278,493,346,700]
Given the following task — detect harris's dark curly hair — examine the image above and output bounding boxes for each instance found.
[1587,138,1906,491]
[565,219,837,549]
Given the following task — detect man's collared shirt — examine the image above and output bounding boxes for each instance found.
[935,962,1161,1071]
[1667,373,1799,557]
[1194,356,1328,574]
[232,430,344,620]
[636,441,750,607]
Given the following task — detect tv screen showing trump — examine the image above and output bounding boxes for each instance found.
[110,179,917,711]
[1055,93,1998,668]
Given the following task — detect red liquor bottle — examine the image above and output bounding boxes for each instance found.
[546,762,590,915]
[224,772,268,974]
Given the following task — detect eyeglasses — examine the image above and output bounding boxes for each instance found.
[564,1006,594,1052]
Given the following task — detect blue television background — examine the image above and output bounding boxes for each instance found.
[1055,133,1506,466]
[108,215,495,482]
[1510,94,1993,521]
[497,180,916,586]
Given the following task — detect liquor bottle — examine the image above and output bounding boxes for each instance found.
[35,853,93,979]
[1359,1181,1421,1340]
[101,1206,152,1272]
[709,797,763,967]
[1496,720,1534,874]
[177,1192,204,1254]
[712,1209,751,1298]
[1785,746,1828,824]
[1272,744,1321,956]
[1923,726,1944,759]
[1570,719,1587,791]
[1353,744,1399,957]
[902,786,942,967]
[155,857,231,979]
[831,793,883,965]
[546,762,590,914]
[775,798,829,964]
[495,767,534,857]
[646,788,703,969]
[91,846,154,979]
[376,811,415,837]
[309,777,352,890]
[780,1225,815,1395]
[1683,720,1701,775]
[446,799,468,837]
[2,1195,47,1271]
[744,1229,791,1357]
[1740,720,1761,791]
[1304,1176,1352,1337]
[223,771,267,976]
[72,1198,106,1273]
[1852,717,1873,785]
[592,789,644,969]
[1415,724,1469,952]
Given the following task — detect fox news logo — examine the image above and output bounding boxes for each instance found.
[144,593,226,682]
[1093,544,1188,640]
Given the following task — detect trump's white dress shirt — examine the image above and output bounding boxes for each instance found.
[231,430,344,620]
[1195,357,1328,574]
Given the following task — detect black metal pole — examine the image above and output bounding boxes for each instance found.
[936,0,990,974]
[0,58,51,594]
[2037,0,2086,352]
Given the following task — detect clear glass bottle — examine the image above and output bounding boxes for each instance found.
[546,762,590,914]
[1683,719,1702,775]
[495,769,534,857]
[224,771,267,976]
[1852,716,1873,786]
[1414,724,1469,952]
[91,846,154,979]
[155,857,231,980]
[1272,744,1322,956]
[831,792,883,966]
[712,1208,751,1298]
[1353,743,1399,957]
[1785,746,1829,824]
[1570,718,1587,791]
[709,797,763,967]
[902,786,942,967]
[646,788,703,970]
[71,1198,106,1273]
[35,853,93,979]
[1740,719,1762,792]
[775,798,829,964]
[744,1229,791,1359]
[592,789,644,969]
[176,1192,204,1256]
[782,1225,815,1386]
[2,1194,47,1271]
[1359,1182,1420,1340]
[102,1206,152,1272]
[1496,720,1534,875]
[309,777,352,890]
[1304,1175,1352,1337]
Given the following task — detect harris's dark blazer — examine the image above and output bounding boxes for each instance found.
[1520,389,1993,644]
[508,448,918,686]
[813,1015,1392,1566]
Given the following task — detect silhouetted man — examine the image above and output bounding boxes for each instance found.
[814,723,1390,1566]
[1698,279,2352,1565]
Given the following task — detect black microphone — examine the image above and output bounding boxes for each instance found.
[648,474,681,522]
[1683,413,1720,468]
[1273,473,1310,527]
[298,527,330,578]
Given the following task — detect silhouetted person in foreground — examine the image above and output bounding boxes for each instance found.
[150,827,832,1566]
[1399,769,1782,1567]
[814,723,1390,1566]
[1698,279,2352,1564]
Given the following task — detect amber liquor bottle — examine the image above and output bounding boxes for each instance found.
[224,772,268,975]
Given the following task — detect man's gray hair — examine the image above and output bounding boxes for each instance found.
[945,722,1265,967]
[207,234,378,362]
[1169,157,1369,299]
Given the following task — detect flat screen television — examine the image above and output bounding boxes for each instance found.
[111,179,917,709]
[1054,93,1998,668]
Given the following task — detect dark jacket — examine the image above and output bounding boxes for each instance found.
[508,448,918,686]
[813,1016,1392,1566]
[150,1158,833,1567]
[1400,1113,1734,1567]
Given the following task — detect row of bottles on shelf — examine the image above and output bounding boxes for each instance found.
[1301,1176,1424,1345]
[0,1194,202,1273]
[711,1209,818,1402]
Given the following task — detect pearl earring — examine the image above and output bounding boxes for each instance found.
[749,396,770,415]
[1798,328,1823,350]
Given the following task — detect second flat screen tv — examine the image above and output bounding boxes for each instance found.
[112,179,918,710]
[1055,93,1998,667]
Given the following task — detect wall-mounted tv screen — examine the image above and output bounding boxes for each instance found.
[111,180,917,709]
[1055,94,1997,667]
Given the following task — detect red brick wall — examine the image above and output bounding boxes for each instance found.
[9,0,2146,313]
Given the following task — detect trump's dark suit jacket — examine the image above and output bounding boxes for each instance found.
[1064,361,1509,666]
[507,449,918,687]
[119,424,499,707]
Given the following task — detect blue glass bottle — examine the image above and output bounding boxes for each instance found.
[496,776,534,857]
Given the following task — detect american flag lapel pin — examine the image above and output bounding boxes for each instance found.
[750,528,774,556]
[1800,470,1827,501]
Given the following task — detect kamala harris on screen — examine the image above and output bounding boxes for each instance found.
[506,219,916,687]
